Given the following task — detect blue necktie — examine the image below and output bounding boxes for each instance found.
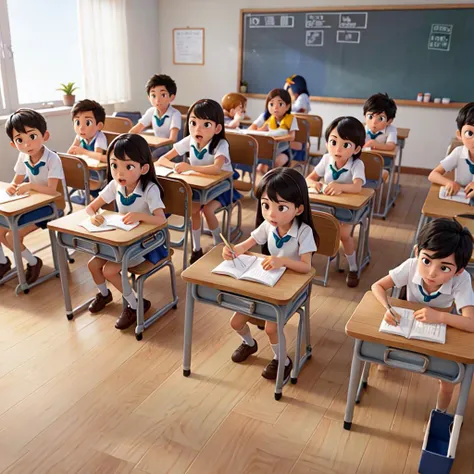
[191,145,207,160]
[465,159,474,175]
[118,191,140,206]
[273,231,291,249]
[418,284,441,303]
[80,137,96,151]
[367,130,383,140]
[329,164,348,181]
[25,161,46,176]
[154,115,169,127]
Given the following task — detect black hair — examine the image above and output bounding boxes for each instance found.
[286,75,310,96]
[417,218,473,272]
[325,117,366,159]
[263,88,292,121]
[106,133,163,195]
[71,99,106,125]
[5,108,47,141]
[255,168,319,255]
[363,93,397,121]
[185,99,227,155]
[146,74,177,97]
[456,102,474,132]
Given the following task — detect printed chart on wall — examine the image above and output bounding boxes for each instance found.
[240,6,474,102]
[173,28,205,65]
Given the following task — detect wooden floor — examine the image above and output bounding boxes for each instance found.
[1,174,473,474]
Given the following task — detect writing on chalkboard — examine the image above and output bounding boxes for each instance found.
[306,30,324,47]
[337,31,361,44]
[248,14,294,28]
[428,24,453,51]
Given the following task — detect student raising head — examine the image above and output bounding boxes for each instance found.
[284,74,311,113]
[221,92,247,129]
[363,92,397,152]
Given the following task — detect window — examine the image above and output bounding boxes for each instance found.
[0,0,83,113]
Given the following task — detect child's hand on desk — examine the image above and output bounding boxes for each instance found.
[222,244,243,261]
[414,307,442,324]
[465,182,474,198]
[324,182,343,196]
[262,256,283,270]
[68,146,80,155]
[309,182,324,193]
[445,180,461,197]
[16,183,31,195]
[6,184,18,196]
[364,140,376,149]
[122,212,141,225]
[257,124,269,132]
[90,214,105,226]
[383,309,401,326]
[174,162,191,174]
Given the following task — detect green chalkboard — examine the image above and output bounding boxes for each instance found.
[240,6,474,102]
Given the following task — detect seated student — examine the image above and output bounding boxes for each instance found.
[371,218,474,413]
[306,117,366,288]
[222,93,247,129]
[284,75,311,113]
[129,74,181,160]
[86,134,167,330]
[0,109,65,282]
[249,88,298,171]
[67,99,107,162]
[363,92,397,152]
[428,102,474,198]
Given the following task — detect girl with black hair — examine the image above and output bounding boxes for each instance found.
[86,133,168,330]
[158,99,241,264]
[222,168,318,384]
[284,75,311,113]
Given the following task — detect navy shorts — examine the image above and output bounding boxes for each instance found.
[18,205,64,229]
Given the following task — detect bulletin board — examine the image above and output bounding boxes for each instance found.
[173,28,205,65]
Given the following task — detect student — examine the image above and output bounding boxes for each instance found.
[67,99,107,162]
[249,88,298,171]
[222,168,318,383]
[129,74,181,159]
[222,92,247,129]
[85,134,167,330]
[306,117,366,288]
[284,75,311,113]
[1,109,65,283]
[428,102,474,198]
[158,99,241,264]
[363,92,397,152]
[371,218,474,412]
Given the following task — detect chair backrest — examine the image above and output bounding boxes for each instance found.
[360,151,384,182]
[252,134,277,162]
[294,117,310,147]
[55,179,67,211]
[446,137,462,156]
[103,116,133,134]
[295,114,323,140]
[157,176,192,218]
[173,104,189,115]
[59,153,90,190]
[227,133,258,168]
[312,211,340,257]
[104,131,120,146]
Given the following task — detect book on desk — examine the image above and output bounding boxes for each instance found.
[439,186,472,205]
[79,214,140,233]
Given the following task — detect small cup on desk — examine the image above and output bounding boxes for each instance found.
[442,98,451,104]
[417,93,424,102]
[423,93,431,103]
[434,98,441,104]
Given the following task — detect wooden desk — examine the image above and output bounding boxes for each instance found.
[0,182,61,294]
[397,127,410,141]
[344,292,474,462]
[309,187,374,210]
[181,244,316,399]
[155,167,233,191]
[140,134,173,148]
[76,155,108,172]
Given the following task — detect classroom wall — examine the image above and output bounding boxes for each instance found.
[157,0,472,170]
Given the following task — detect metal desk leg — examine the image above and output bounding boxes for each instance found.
[274,306,287,400]
[355,362,371,404]
[183,283,195,376]
[56,233,74,320]
[9,217,28,294]
[344,339,363,430]
[395,140,404,196]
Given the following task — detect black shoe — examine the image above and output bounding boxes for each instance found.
[25,257,43,284]
[0,257,12,279]
[88,290,113,313]
[262,357,293,384]
[190,249,204,265]
[231,340,258,363]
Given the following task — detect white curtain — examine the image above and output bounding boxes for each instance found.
[77,0,131,104]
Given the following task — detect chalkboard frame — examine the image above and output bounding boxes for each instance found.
[238,4,474,108]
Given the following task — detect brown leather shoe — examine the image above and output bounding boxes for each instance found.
[189,249,204,265]
[115,298,151,330]
[0,257,12,279]
[262,357,293,383]
[25,257,43,284]
[88,290,113,314]
[231,340,258,363]
[346,271,360,288]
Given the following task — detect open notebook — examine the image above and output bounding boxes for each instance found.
[79,214,140,233]
[0,190,29,205]
[379,306,446,344]
[439,186,471,205]
[308,183,328,194]
[155,166,174,177]
[212,254,286,287]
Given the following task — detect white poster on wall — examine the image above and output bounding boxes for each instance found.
[173,28,205,65]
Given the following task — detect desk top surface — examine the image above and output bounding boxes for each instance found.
[309,188,374,210]
[0,182,59,217]
[422,184,471,218]
[140,134,173,148]
[47,209,165,246]
[346,291,474,364]
[74,155,108,171]
[154,166,233,190]
[181,244,316,306]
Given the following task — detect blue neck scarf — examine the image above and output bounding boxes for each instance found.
[418,284,441,303]
[191,145,207,160]
[367,130,383,140]
[80,137,96,151]
[329,163,348,181]
[465,159,474,175]
[118,191,140,206]
[25,161,46,176]
[273,231,292,249]
[154,114,169,127]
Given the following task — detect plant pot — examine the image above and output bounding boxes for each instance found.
[63,95,75,106]
[240,86,247,93]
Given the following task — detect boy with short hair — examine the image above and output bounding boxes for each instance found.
[67,99,107,162]
[1,109,65,283]
[363,92,397,152]
[428,102,474,198]
[129,74,181,159]
[371,218,474,412]
[221,92,247,129]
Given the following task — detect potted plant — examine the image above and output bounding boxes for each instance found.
[240,80,248,93]
[57,82,78,106]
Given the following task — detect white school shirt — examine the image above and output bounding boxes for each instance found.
[77,130,107,151]
[439,146,474,187]
[365,124,397,144]
[251,220,317,260]
[173,136,233,172]
[314,153,366,185]
[292,93,311,113]
[138,106,182,139]
[14,146,64,185]
[389,257,474,312]
[99,180,165,214]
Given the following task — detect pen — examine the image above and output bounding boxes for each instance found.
[387,302,400,326]
[220,233,242,268]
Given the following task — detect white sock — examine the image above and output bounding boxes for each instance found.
[271,343,290,366]
[211,227,222,245]
[192,229,201,251]
[0,246,7,264]
[345,252,358,272]
[22,249,37,266]
[97,282,108,297]
[236,324,255,347]
[123,290,137,310]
